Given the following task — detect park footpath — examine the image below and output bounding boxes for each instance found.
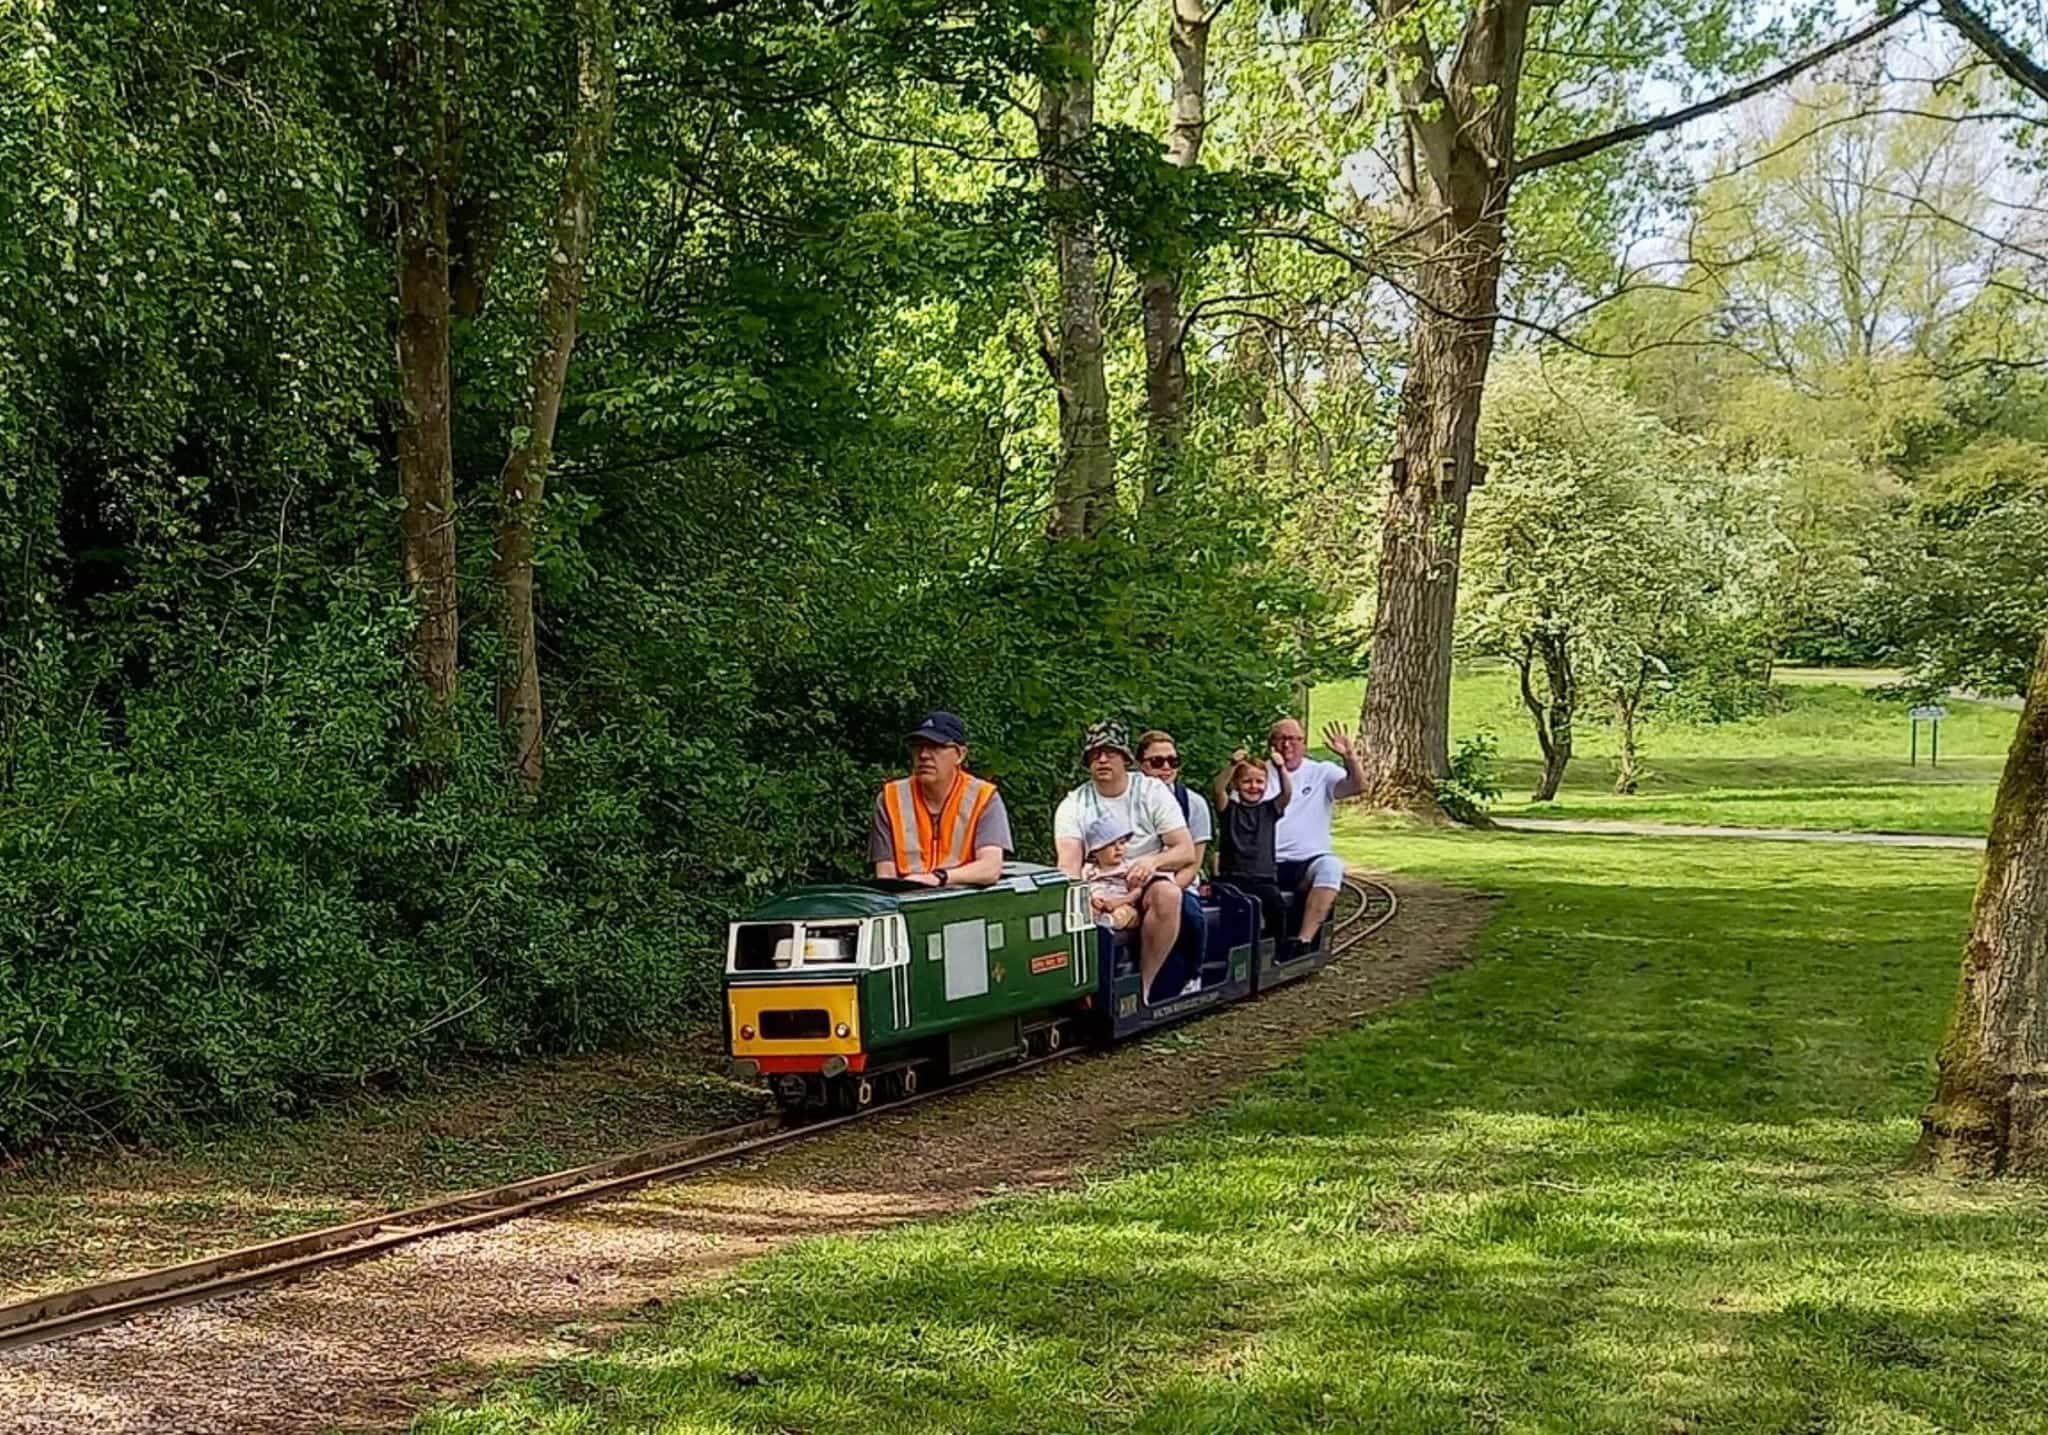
[1495,817,1985,850]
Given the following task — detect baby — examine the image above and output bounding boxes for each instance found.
[1080,814,1142,930]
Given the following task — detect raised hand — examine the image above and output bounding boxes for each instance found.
[1322,722,1354,757]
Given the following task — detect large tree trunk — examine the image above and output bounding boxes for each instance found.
[394,18,459,713]
[1921,630,2048,1175]
[1357,199,1507,806]
[1039,1,1115,540]
[1137,0,1211,496]
[1356,0,1532,810]
[492,0,615,793]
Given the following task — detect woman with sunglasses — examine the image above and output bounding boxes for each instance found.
[1135,730,1212,887]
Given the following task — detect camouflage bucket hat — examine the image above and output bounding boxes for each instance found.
[1081,719,1136,766]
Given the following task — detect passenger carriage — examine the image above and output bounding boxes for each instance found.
[1224,878,1334,993]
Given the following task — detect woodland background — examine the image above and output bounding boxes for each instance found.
[2,0,2044,1149]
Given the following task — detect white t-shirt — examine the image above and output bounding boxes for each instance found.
[1055,773,1189,863]
[1266,758,1349,861]
[1185,790,1213,846]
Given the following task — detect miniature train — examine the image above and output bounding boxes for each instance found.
[724,864,1332,1111]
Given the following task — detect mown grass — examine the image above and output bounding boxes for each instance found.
[419,826,2047,1435]
[1311,668,2016,835]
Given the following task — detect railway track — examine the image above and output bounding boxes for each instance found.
[0,875,1397,1353]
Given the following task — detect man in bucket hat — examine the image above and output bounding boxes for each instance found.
[870,711,1011,887]
[1053,719,1201,1002]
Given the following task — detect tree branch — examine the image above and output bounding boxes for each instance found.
[1937,0,2048,103]
[1516,2,1929,177]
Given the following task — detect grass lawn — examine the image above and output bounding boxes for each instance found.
[420,825,2048,1435]
[1310,669,2016,836]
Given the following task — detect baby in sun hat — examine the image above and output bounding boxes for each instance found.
[1080,812,1144,929]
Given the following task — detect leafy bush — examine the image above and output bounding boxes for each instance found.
[0,518,1324,1149]
[1435,731,1503,827]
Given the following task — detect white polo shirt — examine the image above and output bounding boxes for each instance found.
[1266,758,1348,861]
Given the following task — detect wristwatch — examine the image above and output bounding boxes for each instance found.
[935,868,951,887]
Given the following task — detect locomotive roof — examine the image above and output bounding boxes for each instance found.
[738,862,1073,922]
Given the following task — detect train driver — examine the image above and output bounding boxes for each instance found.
[1054,719,1203,1003]
[1265,717,1366,946]
[871,711,1012,888]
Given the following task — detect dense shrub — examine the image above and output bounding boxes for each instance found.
[0,515,1321,1148]
[1434,731,1503,827]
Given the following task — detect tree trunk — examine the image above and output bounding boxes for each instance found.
[1039,2,1115,540]
[1613,690,1643,795]
[492,0,615,794]
[1921,629,2048,1175]
[1356,0,1537,810]
[1519,629,1574,802]
[1138,0,1211,497]
[394,16,459,714]
[1357,200,1507,807]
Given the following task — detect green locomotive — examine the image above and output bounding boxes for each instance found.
[724,864,1100,1110]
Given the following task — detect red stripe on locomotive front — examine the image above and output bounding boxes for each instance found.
[749,1054,870,1075]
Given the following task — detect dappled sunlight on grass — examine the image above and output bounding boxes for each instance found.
[418,828,2048,1435]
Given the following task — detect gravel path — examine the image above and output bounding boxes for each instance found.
[1495,817,1986,850]
[0,876,1491,1435]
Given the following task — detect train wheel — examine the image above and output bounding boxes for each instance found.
[1044,1023,1064,1054]
[902,1067,920,1096]
[855,1077,875,1109]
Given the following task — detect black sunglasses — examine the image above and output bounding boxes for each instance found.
[1141,753,1181,769]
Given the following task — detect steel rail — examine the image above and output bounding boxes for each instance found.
[0,875,1396,1352]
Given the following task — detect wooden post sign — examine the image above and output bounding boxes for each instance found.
[1909,705,1947,767]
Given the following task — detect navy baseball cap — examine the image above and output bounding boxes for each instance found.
[908,711,968,746]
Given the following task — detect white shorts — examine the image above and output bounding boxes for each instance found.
[1277,851,1343,884]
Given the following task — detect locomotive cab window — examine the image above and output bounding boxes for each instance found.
[731,922,798,971]
[800,922,862,965]
[1063,885,1091,934]
[869,916,909,969]
[729,920,866,972]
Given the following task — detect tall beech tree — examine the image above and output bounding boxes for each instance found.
[393,2,461,712]
[493,0,615,792]
[1137,0,1216,489]
[1341,0,1928,810]
[1039,1,1117,540]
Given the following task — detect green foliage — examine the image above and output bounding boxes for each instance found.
[1079,125,1305,272]
[1881,493,2048,698]
[1433,730,1502,826]
[1463,352,1762,782]
[0,591,709,1142]
[0,0,1342,1150]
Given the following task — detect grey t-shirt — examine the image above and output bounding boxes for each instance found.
[868,783,1013,867]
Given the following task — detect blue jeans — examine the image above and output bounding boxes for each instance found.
[1150,886,1207,997]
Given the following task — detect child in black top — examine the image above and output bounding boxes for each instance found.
[1213,748,1294,949]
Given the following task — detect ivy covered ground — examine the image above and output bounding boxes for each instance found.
[419,824,2045,1435]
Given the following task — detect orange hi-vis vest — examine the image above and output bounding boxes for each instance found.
[884,773,997,875]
